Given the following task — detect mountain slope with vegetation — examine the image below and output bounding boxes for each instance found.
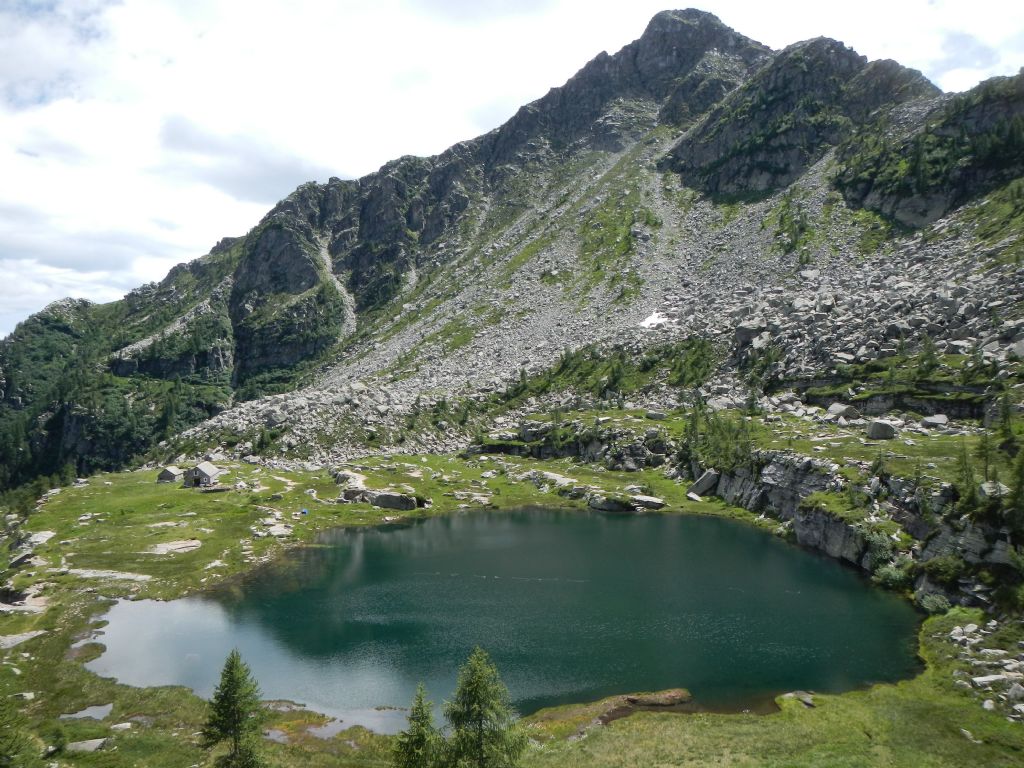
[3,11,1024,763]
[2,10,1021,504]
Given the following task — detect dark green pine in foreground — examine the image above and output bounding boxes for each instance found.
[202,649,267,768]
[395,647,527,768]
[0,693,40,768]
[393,684,441,768]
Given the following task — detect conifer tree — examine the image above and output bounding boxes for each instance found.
[1008,449,1024,535]
[202,649,266,767]
[975,431,994,481]
[0,695,38,768]
[916,334,939,378]
[957,440,978,511]
[444,647,526,768]
[999,390,1016,442]
[393,683,441,768]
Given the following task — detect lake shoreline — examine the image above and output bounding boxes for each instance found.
[7,457,1016,766]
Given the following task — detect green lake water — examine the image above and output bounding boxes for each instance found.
[87,508,922,732]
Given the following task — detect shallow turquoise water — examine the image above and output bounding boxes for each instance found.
[87,508,921,732]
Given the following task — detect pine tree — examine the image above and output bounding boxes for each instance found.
[393,684,441,768]
[975,431,994,481]
[956,440,978,512]
[443,648,526,768]
[0,696,35,768]
[202,649,266,767]
[999,390,1016,442]
[1008,449,1024,535]
[916,334,939,378]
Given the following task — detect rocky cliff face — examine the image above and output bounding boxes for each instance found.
[837,71,1024,226]
[689,450,1012,606]
[480,9,770,159]
[662,38,939,196]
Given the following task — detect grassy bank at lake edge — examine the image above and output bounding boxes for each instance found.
[1,456,1021,766]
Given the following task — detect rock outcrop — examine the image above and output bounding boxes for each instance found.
[662,38,938,196]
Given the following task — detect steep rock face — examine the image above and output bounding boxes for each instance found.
[792,507,867,565]
[713,453,838,517]
[480,9,770,161]
[693,450,1013,591]
[658,49,757,126]
[837,71,1024,226]
[231,285,348,382]
[230,221,323,311]
[662,38,939,196]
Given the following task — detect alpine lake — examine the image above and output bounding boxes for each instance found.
[86,507,922,733]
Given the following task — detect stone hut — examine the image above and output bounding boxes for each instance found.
[157,466,184,483]
[182,462,224,488]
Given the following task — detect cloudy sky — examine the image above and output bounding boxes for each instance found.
[1,0,1022,337]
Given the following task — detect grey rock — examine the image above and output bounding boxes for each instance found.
[972,674,1007,687]
[734,319,767,346]
[66,739,108,753]
[586,494,633,512]
[793,507,865,565]
[688,469,720,496]
[866,420,896,440]
[630,494,666,510]
[826,402,860,419]
[366,490,420,511]
[979,481,1011,500]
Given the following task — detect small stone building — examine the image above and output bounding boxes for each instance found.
[157,466,184,483]
[182,462,224,488]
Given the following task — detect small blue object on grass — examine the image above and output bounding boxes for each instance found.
[301,508,308,515]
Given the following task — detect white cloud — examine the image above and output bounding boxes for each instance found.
[1,0,1023,337]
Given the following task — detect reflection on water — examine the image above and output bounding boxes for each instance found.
[87,508,921,733]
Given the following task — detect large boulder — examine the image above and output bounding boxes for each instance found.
[866,420,896,440]
[366,490,420,511]
[630,494,666,510]
[66,739,108,753]
[625,689,692,706]
[688,469,720,496]
[979,481,1011,500]
[827,402,861,419]
[587,493,633,512]
[734,319,767,347]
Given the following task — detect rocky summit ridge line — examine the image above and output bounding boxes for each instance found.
[0,8,1021,486]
